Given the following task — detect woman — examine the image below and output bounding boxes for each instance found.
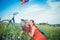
[28,20,46,40]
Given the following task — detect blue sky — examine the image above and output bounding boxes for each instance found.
[0,0,60,24]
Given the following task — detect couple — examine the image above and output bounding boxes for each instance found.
[22,20,46,40]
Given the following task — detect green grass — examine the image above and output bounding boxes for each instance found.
[0,22,60,40]
[37,25,60,40]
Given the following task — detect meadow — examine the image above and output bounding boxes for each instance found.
[37,25,60,40]
[0,22,60,40]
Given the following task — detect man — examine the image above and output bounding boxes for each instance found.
[20,19,30,40]
[22,20,29,32]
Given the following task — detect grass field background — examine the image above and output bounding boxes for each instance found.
[37,25,60,40]
[0,22,60,40]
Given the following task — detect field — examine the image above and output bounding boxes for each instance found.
[37,25,60,40]
[0,22,60,40]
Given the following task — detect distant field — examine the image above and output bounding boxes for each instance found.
[37,25,60,40]
[0,22,60,40]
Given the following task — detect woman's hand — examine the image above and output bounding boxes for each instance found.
[29,26,36,37]
[28,33,33,37]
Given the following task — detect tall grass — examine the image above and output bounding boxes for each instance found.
[0,22,60,40]
[37,25,60,40]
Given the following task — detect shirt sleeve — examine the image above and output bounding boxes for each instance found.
[22,26,29,32]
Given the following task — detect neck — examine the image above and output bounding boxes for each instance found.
[25,24,29,27]
[30,25,34,27]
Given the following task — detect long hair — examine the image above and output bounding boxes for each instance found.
[30,20,39,30]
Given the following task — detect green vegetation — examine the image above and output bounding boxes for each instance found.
[0,22,60,40]
[37,25,60,40]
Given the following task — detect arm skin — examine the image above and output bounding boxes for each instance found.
[28,26,36,37]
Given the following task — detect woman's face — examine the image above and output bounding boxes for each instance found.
[29,20,33,26]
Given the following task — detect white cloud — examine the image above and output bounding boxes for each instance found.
[15,5,53,23]
[15,1,60,24]
[2,0,60,24]
[47,0,60,10]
